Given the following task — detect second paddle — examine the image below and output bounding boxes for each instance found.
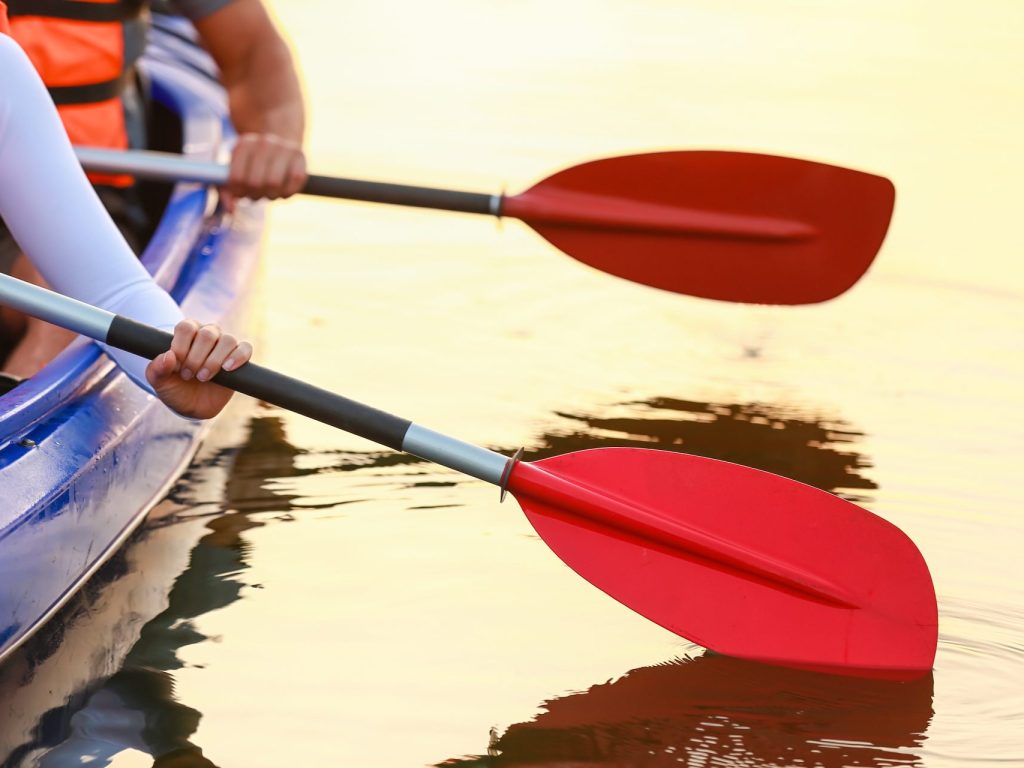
[76,146,895,304]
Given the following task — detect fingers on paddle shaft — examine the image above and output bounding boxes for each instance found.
[503,151,895,304]
[507,448,936,678]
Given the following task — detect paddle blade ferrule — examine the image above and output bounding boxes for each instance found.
[489,192,504,218]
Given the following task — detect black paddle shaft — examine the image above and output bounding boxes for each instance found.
[106,316,412,450]
[302,175,497,216]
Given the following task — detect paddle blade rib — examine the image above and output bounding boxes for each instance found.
[503,151,895,304]
[507,448,936,678]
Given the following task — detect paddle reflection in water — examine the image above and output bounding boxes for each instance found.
[2,392,896,765]
[443,655,933,768]
[530,396,876,501]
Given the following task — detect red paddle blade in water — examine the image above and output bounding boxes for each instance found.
[507,448,937,678]
[502,151,895,304]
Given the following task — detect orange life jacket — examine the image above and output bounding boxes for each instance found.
[0,3,9,33]
[6,0,147,186]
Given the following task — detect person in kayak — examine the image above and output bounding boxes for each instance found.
[0,28,251,420]
[0,0,303,380]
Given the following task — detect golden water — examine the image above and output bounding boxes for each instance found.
[5,1,1024,765]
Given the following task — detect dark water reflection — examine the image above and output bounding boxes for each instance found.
[0,391,897,765]
[1,418,285,764]
[231,397,876,498]
[444,655,933,768]
[533,397,876,500]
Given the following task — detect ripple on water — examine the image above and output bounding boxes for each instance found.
[922,598,1024,767]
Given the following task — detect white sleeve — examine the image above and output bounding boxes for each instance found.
[0,34,183,391]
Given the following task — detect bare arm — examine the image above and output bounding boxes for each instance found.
[193,0,307,204]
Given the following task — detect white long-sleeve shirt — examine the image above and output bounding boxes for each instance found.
[0,33,183,389]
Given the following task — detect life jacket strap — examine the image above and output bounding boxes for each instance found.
[5,0,143,23]
[48,72,131,105]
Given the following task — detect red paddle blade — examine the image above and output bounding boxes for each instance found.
[507,448,936,678]
[502,151,895,304]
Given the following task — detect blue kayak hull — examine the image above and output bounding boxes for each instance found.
[0,20,264,664]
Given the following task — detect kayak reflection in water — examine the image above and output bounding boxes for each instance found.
[4,416,293,766]
[24,672,215,768]
[0,29,249,419]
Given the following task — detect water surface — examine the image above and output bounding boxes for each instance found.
[3,1,1024,765]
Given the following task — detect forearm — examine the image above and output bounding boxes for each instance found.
[222,35,305,143]
[196,0,305,144]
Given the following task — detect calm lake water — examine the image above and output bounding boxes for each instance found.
[3,1,1024,765]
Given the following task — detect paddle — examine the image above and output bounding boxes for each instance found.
[75,147,895,305]
[0,273,936,679]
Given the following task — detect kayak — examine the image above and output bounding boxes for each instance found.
[0,403,255,757]
[0,16,264,665]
